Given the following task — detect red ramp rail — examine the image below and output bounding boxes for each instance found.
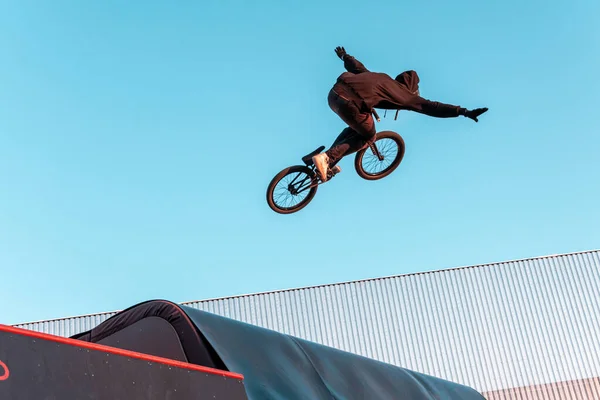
[0,324,248,400]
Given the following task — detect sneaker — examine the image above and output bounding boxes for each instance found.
[331,165,342,175]
[312,153,329,181]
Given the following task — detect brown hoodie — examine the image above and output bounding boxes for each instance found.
[334,55,465,118]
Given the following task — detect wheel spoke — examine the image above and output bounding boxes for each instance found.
[359,136,402,177]
[270,168,315,210]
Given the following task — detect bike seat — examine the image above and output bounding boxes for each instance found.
[302,146,325,165]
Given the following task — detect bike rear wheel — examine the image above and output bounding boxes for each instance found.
[266,165,319,214]
[354,131,405,180]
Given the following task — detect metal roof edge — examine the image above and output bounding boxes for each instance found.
[13,248,600,327]
[13,309,120,327]
[181,248,600,304]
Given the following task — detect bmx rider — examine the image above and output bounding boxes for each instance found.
[313,46,489,181]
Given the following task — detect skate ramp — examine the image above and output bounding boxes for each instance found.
[0,323,247,399]
[70,299,485,400]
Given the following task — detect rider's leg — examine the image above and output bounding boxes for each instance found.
[312,90,376,181]
[329,127,354,154]
[323,127,354,174]
[313,124,375,180]
[313,124,374,181]
[326,125,374,166]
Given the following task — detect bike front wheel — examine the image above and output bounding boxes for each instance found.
[266,165,319,214]
[354,131,405,181]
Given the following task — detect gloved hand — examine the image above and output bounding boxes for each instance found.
[465,107,488,122]
[334,46,347,60]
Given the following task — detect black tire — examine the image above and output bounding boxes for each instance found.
[354,130,405,181]
[266,165,319,214]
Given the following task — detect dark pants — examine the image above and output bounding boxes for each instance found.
[325,88,376,166]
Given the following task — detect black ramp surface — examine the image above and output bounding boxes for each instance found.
[70,299,227,371]
[66,299,486,400]
[0,326,248,400]
[181,305,486,400]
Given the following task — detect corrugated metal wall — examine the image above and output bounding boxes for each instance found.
[14,250,600,398]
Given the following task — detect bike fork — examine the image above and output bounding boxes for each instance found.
[369,143,384,161]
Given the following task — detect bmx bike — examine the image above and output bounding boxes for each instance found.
[266,130,405,214]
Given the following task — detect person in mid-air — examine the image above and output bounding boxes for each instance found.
[312,46,489,181]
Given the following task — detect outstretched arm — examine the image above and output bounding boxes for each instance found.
[406,96,489,122]
[335,46,369,74]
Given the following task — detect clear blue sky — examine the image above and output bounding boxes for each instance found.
[1,0,598,325]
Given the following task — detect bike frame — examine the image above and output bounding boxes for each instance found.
[286,168,319,195]
[267,128,404,214]
[289,138,384,196]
